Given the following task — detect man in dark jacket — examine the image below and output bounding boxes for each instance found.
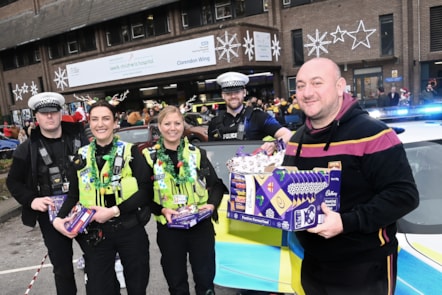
[7,92,89,295]
[283,58,419,295]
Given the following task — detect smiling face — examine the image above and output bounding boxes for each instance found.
[158,106,185,150]
[222,89,246,113]
[89,105,117,146]
[295,58,346,129]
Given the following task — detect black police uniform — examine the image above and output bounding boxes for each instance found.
[7,121,88,295]
[208,105,283,141]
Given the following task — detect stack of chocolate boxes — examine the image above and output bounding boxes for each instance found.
[227,162,341,231]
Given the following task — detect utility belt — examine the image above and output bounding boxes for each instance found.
[83,206,150,246]
[93,213,140,233]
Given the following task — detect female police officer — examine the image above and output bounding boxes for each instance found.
[53,99,153,295]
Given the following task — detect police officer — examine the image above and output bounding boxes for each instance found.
[53,99,153,295]
[7,92,89,295]
[208,71,292,150]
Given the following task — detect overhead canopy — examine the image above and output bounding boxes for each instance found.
[0,0,178,50]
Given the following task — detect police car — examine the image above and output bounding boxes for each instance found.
[198,106,442,295]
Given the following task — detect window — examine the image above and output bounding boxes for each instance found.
[215,0,232,20]
[181,12,189,28]
[0,0,17,8]
[292,29,304,66]
[67,41,78,53]
[283,0,311,7]
[430,6,442,52]
[288,77,296,98]
[380,14,394,56]
[131,24,145,39]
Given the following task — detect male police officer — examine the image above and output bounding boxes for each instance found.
[208,72,292,152]
[7,92,89,295]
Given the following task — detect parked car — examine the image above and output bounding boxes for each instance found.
[196,117,442,294]
[115,121,208,152]
[0,135,18,159]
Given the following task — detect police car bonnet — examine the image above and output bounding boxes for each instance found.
[28,92,65,113]
[216,72,249,93]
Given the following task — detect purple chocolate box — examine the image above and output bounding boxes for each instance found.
[228,167,341,231]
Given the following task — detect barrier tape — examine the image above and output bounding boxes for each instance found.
[24,253,48,295]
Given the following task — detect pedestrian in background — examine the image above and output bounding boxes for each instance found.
[283,57,419,295]
[7,92,89,295]
[143,105,226,295]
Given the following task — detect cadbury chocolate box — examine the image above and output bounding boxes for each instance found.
[227,166,341,231]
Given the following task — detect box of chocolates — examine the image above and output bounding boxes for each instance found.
[227,165,341,231]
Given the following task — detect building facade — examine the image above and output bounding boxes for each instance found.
[0,0,441,124]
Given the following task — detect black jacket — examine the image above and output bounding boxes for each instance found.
[282,93,419,262]
[6,122,88,227]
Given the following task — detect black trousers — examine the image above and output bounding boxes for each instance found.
[78,222,150,295]
[38,212,77,295]
[301,251,397,295]
[157,219,216,295]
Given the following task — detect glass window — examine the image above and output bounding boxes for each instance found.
[215,0,232,20]
[292,29,304,66]
[131,24,145,39]
[380,14,394,56]
[430,6,442,52]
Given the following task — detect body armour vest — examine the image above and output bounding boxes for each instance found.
[77,141,138,208]
[143,140,209,225]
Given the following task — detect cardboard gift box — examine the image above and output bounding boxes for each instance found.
[66,205,96,234]
[168,205,213,229]
[227,165,341,231]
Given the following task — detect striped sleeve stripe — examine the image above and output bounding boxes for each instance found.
[285,129,401,157]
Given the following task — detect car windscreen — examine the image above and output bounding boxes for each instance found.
[115,128,149,144]
[398,139,442,234]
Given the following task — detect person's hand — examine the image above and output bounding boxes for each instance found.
[89,206,115,223]
[52,217,77,239]
[199,204,215,212]
[307,203,343,239]
[161,207,179,224]
[260,141,277,155]
[30,196,54,212]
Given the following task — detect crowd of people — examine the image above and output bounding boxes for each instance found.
[5,58,421,295]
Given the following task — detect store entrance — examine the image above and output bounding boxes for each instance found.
[354,67,382,108]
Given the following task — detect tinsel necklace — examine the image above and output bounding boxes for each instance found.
[90,136,119,196]
[155,137,193,185]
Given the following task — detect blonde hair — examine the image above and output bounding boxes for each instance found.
[158,105,183,124]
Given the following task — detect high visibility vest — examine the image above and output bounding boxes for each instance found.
[77,140,138,208]
[143,140,209,224]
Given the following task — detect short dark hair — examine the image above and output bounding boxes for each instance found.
[378,87,385,93]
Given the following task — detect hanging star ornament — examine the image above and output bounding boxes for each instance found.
[53,67,69,91]
[304,29,332,57]
[216,30,241,63]
[243,30,255,61]
[330,25,347,43]
[346,20,376,50]
[271,34,281,62]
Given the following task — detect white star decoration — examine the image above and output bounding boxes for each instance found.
[30,81,39,95]
[271,34,281,62]
[346,20,376,50]
[13,84,23,101]
[243,30,255,61]
[21,83,29,94]
[53,67,69,91]
[216,31,241,63]
[330,25,347,43]
[304,29,332,57]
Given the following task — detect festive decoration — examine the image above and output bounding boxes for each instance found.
[89,136,119,196]
[74,90,129,106]
[155,137,193,185]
